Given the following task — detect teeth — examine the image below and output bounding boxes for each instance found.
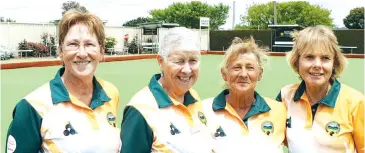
[74,61,90,64]
[310,73,321,76]
[178,76,190,82]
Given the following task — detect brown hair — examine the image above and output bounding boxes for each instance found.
[58,10,105,49]
[287,25,347,81]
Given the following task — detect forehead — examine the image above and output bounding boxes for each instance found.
[64,24,96,40]
[168,50,200,58]
[230,52,258,64]
[300,42,335,56]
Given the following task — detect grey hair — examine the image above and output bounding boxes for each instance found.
[159,27,200,59]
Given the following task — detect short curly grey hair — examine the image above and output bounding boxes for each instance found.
[159,27,200,59]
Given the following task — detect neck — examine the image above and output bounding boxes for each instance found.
[159,76,185,103]
[305,82,331,105]
[62,71,94,105]
[227,90,256,110]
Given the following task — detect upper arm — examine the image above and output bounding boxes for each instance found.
[6,99,43,153]
[352,98,364,152]
[120,106,153,153]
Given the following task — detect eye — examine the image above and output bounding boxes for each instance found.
[174,60,184,64]
[304,55,314,60]
[322,56,331,61]
[232,66,241,71]
[86,43,96,46]
[68,42,78,46]
[189,59,198,64]
[247,66,255,70]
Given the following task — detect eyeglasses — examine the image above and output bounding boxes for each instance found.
[63,42,100,52]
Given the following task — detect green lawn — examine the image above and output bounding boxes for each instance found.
[1,55,364,152]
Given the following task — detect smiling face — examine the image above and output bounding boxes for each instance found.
[158,50,201,95]
[222,52,263,93]
[298,50,334,88]
[59,24,103,79]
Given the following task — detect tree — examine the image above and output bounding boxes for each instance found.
[344,7,364,29]
[149,1,229,29]
[61,1,88,15]
[241,1,333,29]
[123,17,151,27]
[0,17,16,22]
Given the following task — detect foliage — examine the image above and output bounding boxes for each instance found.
[18,39,49,57]
[0,17,16,22]
[123,17,151,27]
[41,33,57,57]
[241,1,333,29]
[149,1,229,29]
[343,7,364,29]
[105,37,118,53]
[128,35,140,54]
[61,1,88,15]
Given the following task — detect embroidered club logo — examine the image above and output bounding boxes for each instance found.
[64,122,77,136]
[261,121,274,136]
[214,126,226,137]
[107,112,116,127]
[198,111,207,125]
[170,123,181,135]
[326,121,340,136]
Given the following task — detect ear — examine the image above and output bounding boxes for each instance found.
[221,68,227,82]
[99,47,105,62]
[58,46,63,60]
[157,55,164,72]
[258,68,263,81]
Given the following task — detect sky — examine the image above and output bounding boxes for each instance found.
[0,0,364,29]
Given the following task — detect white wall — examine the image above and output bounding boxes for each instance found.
[0,22,209,52]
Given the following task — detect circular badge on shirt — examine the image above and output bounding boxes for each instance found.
[107,112,116,127]
[325,121,340,136]
[261,121,274,136]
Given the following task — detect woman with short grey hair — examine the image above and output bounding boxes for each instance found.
[120,27,213,153]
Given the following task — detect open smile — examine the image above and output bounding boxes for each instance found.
[73,61,91,65]
[177,76,192,83]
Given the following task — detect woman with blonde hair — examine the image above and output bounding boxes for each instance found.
[277,25,364,153]
[201,37,287,152]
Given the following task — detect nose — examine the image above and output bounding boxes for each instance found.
[181,62,192,74]
[239,68,248,78]
[77,47,88,59]
[313,58,322,68]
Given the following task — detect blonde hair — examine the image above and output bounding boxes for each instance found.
[221,37,268,73]
[58,10,105,49]
[287,25,347,81]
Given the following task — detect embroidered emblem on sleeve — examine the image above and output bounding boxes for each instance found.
[7,135,16,153]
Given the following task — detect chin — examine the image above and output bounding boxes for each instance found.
[305,79,327,87]
[72,70,94,78]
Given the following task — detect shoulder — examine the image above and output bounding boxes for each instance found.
[279,83,300,95]
[128,86,159,108]
[23,82,54,115]
[96,78,119,95]
[276,82,301,102]
[189,88,201,101]
[339,84,364,108]
[263,97,286,111]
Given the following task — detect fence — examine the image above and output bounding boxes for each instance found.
[0,22,209,57]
